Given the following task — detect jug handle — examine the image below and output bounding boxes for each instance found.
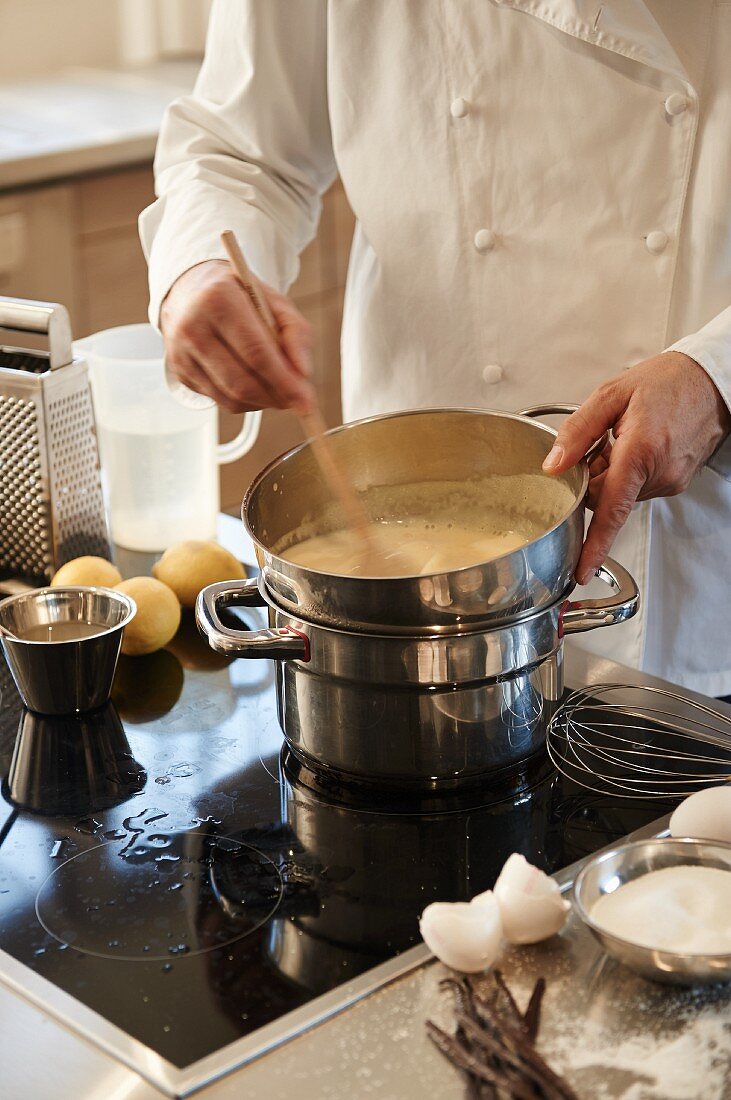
[196,578,309,660]
[217,410,263,465]
[518,404,608,466]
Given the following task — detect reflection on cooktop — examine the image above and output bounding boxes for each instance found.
[36,830,283,961]
[0,607,673,1072]
[5,705,146,816]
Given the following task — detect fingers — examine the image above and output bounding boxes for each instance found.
[585,468,607,511]
[269,290,314,380]
[170,336,279,414]
[214,286,315,414]
[162,261,314,415]
[576,437,646,583]
[588,438,612,480]
[543,381,627,475]
[171,349,233,410]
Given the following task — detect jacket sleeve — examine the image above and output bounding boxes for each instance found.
[139,0,336,326]
[667,304,731,480]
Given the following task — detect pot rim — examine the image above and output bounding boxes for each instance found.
[241,405,588,583]
[255,570,574,640]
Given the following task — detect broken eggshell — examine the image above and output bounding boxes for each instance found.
[419,891,503,973]
[493,853,570,944]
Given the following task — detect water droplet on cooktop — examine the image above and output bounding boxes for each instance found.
[50,840,66,859]
[147,835,171,848]
[104,830,126,841]
[154,777,171,785]
[161,963,172,973]
[168,943,189,956]
[165,763,201,779]
[74,818,102,835]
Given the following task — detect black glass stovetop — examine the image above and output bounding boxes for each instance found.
[0,585,673,1072]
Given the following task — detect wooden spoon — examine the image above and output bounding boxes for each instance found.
[220,230,383,569]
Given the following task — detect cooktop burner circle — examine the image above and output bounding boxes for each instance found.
[35,829,283,962]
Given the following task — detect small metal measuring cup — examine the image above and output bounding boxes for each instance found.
[0,587,136,714]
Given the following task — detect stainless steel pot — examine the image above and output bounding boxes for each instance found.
[197,560,638,789]
[242,406,603,633]
[198,405,635,788]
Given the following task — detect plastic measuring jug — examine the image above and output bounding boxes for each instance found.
[75,324,261,552]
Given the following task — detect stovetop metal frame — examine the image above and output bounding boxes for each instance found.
[0,938,432,1097]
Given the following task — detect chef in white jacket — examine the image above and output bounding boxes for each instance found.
[141,0,731,696]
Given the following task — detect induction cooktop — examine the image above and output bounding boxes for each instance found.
[0,544,673,1097]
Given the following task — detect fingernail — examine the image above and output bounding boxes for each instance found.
[543,445,564,471]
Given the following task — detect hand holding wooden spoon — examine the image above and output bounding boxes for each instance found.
[220,231,387,570]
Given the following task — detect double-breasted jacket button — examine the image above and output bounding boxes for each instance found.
[474,228,497,253]
[482,363,504,384]
[664,92,689,117]
[645,230,669,254]
[450,97,470,118]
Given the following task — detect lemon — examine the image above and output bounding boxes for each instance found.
[115,576,181,656]
[152,540,245,609]
[51,556,123,588]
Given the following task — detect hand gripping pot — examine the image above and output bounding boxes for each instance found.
[197,407,639,790]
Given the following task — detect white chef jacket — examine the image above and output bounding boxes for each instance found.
[140,0,731,696]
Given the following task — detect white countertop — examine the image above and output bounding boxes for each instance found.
[0,61,199,191]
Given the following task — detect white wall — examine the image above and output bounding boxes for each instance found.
[0,0,121,81]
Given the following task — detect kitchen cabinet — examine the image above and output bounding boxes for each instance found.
[0,165,354,509]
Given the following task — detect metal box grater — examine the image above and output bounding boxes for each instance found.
[0,296,111,584]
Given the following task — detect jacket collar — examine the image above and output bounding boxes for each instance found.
[495,0,692,88]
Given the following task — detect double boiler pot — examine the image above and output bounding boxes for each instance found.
[197,408,639,790]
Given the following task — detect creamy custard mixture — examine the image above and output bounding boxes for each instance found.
[275,477,571,578]
[283,517,530,577]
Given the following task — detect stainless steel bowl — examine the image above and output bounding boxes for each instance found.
[243,405,596,634]
[0,587,136,714]
[574,837,731,985]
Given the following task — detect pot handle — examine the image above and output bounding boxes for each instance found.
[560,557,639,635]
[518,403,608,466]
[196,578,310,661]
